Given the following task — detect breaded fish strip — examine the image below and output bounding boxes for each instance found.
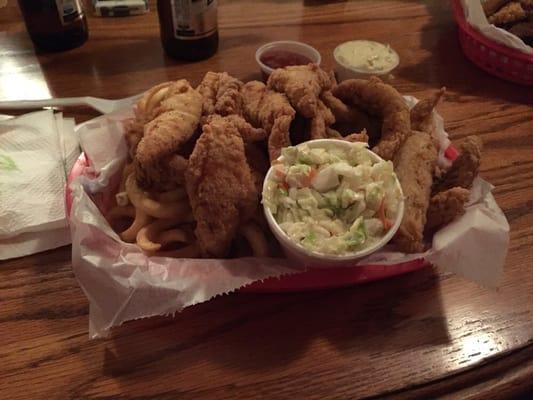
[214,73,243,116]
[135,80,203,189]
[393,131,438,253]
[268,116,294,161]
[410,87,446,136]
[241,81,296,161]
[483,0,512,16]
[333,77,411,161]
[196,72,219,116]
[197,72,244,118]
[135,81,175,122]
[426,187,470,233]
[488,1,526,25]
[321,90,363,123]
[185,117,258,257]
[204,114,267,143]
[309,99,336,139]
[433,136,483,193]
[245,143,270,193]
[343,130,369,143]
[267,64,332,118]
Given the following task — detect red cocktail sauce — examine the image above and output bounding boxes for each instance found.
[260,50,313,69]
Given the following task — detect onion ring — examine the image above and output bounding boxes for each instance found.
[137,82,172,117]
[333,77,411,161]
[120,208,152,243]
[126,174,192,219]
[158,229,190,246]
[136,218,189,252]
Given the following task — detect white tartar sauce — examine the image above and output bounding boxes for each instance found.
[334,40,398,73]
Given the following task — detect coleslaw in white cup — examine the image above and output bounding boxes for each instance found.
[262,139,404,267]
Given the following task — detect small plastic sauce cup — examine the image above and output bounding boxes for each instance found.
[255,40,321,81]
[334,40,399,82]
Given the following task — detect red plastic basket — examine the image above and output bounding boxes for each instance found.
[451,0,533,86]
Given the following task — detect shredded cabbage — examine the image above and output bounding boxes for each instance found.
[263,143,401,255]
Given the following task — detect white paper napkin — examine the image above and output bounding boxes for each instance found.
[0,110,80,260]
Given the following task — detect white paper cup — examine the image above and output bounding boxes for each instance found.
[262,139,405,268]
[333,40,399,81]
[255,40,321,80]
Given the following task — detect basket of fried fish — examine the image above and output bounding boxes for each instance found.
[68,64,508,337]
[105,68,481,257]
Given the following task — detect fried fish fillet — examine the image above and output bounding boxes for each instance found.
[309,98,336,139]
[204,114,267,143]
[185,117,259,257]
[135,81,176,123]
[410,87,446,136]
[322,90,377,140]
[488,1,526,25]
[245,142,270,193]
[393,131,438,253]
[267,64,332,118]
[241,80,296,161]
[196,72,219,116]
[321,90,360,123]
[426,187,470,233]
[333,77,411,161]
[214,73,243,116]
[343,130,370,143]
[433,136,483,193]
[124,118,144,158]
[483,0,512,16]
[135,80,203,189]
[197,72,244,118]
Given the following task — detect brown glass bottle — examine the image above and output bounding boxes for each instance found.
[17,0,88,52]
[157,0,219,61]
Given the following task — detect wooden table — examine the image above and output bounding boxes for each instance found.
[1,1,532,399]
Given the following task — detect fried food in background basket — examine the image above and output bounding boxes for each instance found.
[483,0,533,45]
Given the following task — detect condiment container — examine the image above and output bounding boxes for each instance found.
[334,40,399,81]
[255,40,321,80]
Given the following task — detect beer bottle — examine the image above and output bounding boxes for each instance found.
[157,0,219,61]
[17,0,89,52]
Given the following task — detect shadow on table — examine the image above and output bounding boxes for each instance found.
[101,266,450,379]
[395,1,531,106]
[303,0,348,5]
[29,30,266,94]
[37,37,167,78]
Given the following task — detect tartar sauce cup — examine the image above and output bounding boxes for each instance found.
[255,40,321,81]
[333,40,400,81]
[262,139,405,268]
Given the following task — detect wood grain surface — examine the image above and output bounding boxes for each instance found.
[1,1,532,399]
